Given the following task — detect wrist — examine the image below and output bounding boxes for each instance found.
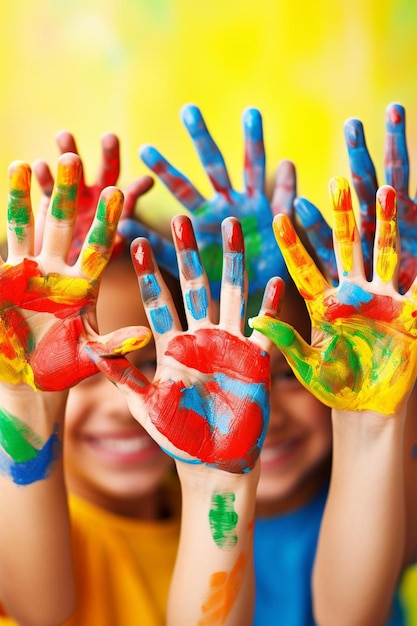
[176,460,260,498]
[0,382,68,430]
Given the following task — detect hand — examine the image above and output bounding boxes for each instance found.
[1,154,151,391]
[138,104,293,300]
[295,103,415,292]
[251,177,417,415]
[33,131,154,263]
[89,214,283,473]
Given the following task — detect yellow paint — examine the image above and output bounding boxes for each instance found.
[273,215,328,305]
[329,177,356,274]
[30,274,92,303]
[56,157,82,188]
[9,162,31,193]
[112,333,152,356]
[375,191,397,283]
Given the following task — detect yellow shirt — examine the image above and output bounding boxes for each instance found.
[0,492,180,626]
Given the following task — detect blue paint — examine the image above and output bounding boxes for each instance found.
[185,286,208,320]
[150,305,173,334]
[224,252,244,287]
[0,428,61,485]
[181,249,204,281]
[140,274,161,303]
[338,281,373,308]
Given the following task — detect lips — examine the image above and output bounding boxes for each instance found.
[84,431,162,464]
[260,438,301,469]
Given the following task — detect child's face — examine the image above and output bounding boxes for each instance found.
[256,285,332,516]
[64,255,173,517]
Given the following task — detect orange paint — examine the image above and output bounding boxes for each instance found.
[198,552,247,625]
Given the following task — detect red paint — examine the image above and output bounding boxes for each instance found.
[131,239,155,274]
[172,215,197,251]
[387,107,403,126]
[223,219,244,253]
[261,277,285,314]
[377,186,396,220]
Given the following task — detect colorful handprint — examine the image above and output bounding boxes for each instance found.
[251,177,417,414]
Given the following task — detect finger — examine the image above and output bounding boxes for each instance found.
[95,132,120,188]
[120,175,154,219]
[32,159,55,197]
[249,313,320,389]
[219,217,247,331]
[131,237,183,338]
[40,153,81,260]
[85,347,150,397]
[294,196,338,284]
[344,118,377,270]
[243,107,265,194]
[271,159,296,217]
[374,185,399,286]
[89,326,152,357]
[78,186,124,280]
[171,214,212,328]
[272,214,328,300]
[118,218,178,276]
[140,144,204,212]
[385,103,409,195]
[55,130,86,192]
[329,176,365,280]
[249,276,285,352]
[7,161,34,260]
[181,103,232,193]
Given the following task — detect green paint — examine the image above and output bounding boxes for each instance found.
[0,409,43,462]
[200,243,223,283]
[209,492,238,550]
[8,192,31,243]
[51,185,77,220]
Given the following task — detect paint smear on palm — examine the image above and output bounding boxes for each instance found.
[209,493,238,549]
[329,176,357,275]
[375,186,398,282]
[8,162,32,244]
[0,409,60,485]
[198,552,246,625]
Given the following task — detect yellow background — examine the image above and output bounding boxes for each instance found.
[0,0,417,235]
[0,0,416,621]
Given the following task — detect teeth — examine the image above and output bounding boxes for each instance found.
[94,437,149,454]
[261,442,294,462]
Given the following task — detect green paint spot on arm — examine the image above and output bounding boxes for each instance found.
[209,492,239,550]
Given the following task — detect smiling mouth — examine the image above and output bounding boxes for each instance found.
[86,434,161,463]
[260,439,300,467]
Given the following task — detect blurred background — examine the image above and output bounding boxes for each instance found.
[0,0,417,237]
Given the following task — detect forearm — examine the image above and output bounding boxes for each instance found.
[168,461,260,626]
[0,384,74,626]
[313,409,406,626]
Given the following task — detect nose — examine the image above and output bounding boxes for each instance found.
[89,373,135,422]
[268,383,293,430]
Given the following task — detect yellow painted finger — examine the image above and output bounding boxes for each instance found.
[375,185,398,283]
[7,161,33,251]
[329,176,358,275]
[272,214,328,301]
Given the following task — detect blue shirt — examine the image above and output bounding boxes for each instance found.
[254,485,404,625]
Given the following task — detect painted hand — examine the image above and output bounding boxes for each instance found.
[90,215,283,473]
[32,131,154,262]
[138,105,292,300]
[1,154,151,391]
[295,103,415,292]
[251,177,417,414]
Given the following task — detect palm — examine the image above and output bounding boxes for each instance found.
[2,156,150,392]
[252,178,417,415]
[92,215,281,473]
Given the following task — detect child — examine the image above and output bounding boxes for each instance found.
[135,104,415,624]
[0,151,280,625]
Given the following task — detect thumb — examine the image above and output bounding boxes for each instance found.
[249,314,320,387]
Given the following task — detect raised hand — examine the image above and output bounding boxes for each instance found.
[295,103,416,292]
[33,131,154,262]
[251,177,417,415]
[1,154,151,391]
[89,214,283,473]
[138,104,292,300]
